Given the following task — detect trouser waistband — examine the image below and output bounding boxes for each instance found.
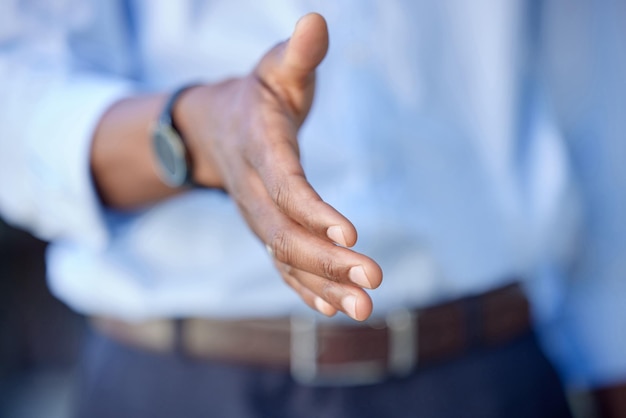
[91,281,531,385]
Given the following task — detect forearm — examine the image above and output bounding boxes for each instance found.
[91,92,172,209]
[90,85,223,210]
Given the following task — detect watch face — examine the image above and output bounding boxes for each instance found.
[152,123,188,187]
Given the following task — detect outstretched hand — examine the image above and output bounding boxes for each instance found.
[178,13,383,321]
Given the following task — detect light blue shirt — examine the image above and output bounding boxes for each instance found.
[0,0,623,389]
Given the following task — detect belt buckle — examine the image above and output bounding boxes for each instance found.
[290,309,417,386]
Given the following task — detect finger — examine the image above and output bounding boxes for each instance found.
[231,166,382,289]
[281,13,329,85]
[254,13,328,125]
[261,201,380,289]
[244,110,357,247]
[256,13,329,89]
[266,218,381,291]
[279,262,374,321]
[279,266,338,317]
[246,14,347,244]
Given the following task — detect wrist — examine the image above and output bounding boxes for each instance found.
[172,84,224,189]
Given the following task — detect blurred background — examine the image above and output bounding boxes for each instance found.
[0,219,85,418]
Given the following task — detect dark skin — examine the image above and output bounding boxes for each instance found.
[90,13,383,321]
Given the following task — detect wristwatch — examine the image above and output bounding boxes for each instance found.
[152,84,198,188]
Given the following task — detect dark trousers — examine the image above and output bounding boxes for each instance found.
[74,328,572,418]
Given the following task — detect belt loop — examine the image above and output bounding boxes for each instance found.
[172,318,186,357]
[387,309,418,376]
[290,314,318,384]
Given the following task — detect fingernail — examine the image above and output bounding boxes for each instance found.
[341,295,357,319]
[314,297,335,316]
[327,225,347,246]
[349,265,371,288]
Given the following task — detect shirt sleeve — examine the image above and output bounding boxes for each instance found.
[0,0,134,250]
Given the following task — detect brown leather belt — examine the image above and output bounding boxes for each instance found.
[91,282,531,385]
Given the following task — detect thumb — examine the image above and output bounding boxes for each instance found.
[257,13,329,88]
[281,13,329,85]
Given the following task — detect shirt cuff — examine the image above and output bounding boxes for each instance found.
[25,74,133,250]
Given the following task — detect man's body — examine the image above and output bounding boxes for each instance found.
[0,1,624,416]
